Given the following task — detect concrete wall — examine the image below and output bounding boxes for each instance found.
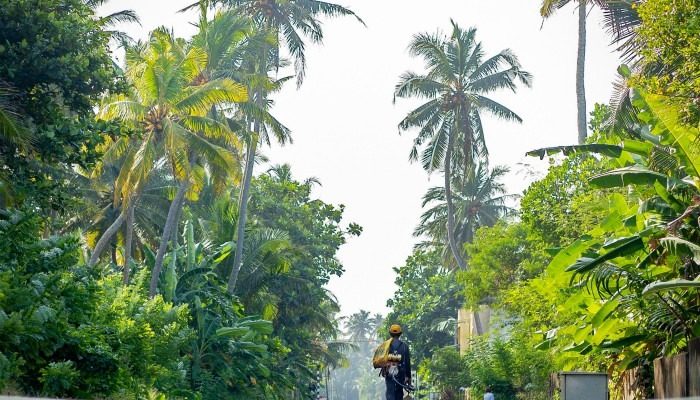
[456,306,492,355]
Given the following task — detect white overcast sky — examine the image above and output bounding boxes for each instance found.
[100,0,622,317]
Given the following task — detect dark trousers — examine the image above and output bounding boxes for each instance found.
[385,378,404,400]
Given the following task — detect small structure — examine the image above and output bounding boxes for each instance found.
[557,371,608,400]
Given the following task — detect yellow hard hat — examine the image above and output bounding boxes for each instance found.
[389,324,402,334]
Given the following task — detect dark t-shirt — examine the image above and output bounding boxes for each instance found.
[387,338,411,382]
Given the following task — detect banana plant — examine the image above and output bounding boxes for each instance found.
[528,89,700,370]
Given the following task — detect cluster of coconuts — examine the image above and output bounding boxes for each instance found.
[144,105,169,133]
[440,91,467,111]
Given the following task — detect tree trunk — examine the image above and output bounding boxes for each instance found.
[123,200,136,284]
[444,131,468,270]
[111,241,118,265]
[88,211,126,267]
[149,179,190,298]
[576,0,588,144]
[228,129,258,294]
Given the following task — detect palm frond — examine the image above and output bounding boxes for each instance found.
[474,95,523,123]
[175,78,248,113]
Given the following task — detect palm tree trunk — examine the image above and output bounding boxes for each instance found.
[228,128,258,294]
[123,200,136,284]
[149,179,190,298]
[576,0,588,144]
[88,211,126,267]
[444,131,468,270]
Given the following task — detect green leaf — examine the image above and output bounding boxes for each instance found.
[548,239,595,273]
[591,298,620,329]
[567,236,644,274]
[621,140,653,157]
[642,92,700,179]
[591,318,619,346]
[215,327,250,339]
[658,236,700,264]
[642,278,700,295]
[600,334,647,350]
[235,342,268,353]
[526,144,623,159]
[618,64,632,78]
[590,166,668,188]
[239,319,273,335]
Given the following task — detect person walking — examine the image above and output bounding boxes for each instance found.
[484,386,495,400]
[383,324,411,400]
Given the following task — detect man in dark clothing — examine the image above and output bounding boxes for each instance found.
[384,324,411,400]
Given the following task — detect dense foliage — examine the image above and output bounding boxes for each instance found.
[384,2,700,399]
[4,0,700,399]
[634,0,700,122]
[0,0,122,212]
[0,1,361,399]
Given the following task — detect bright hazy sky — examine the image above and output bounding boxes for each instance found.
[100,0,622,318]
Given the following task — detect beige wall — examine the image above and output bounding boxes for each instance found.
[456,306,492,355]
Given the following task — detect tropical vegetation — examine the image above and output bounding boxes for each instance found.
[381,1,700,399]
[3,0,700,399]
[0,1,361,398]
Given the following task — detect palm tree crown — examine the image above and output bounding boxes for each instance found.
[415,164,516,262]
[396,21,532,170]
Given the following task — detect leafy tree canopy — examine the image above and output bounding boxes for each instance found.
[385,250,462,363]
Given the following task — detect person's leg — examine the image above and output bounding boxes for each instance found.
[393,383,404,400]
[385,379,399,400]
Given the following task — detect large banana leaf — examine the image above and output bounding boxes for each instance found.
[642,278,700,295]
[526,144,623,159]
[526,141,653,160]
[589,166,668,188]
[567,236,644,274]
[238,318,274,335]
[658,236,700,264]
[216,326,250,338]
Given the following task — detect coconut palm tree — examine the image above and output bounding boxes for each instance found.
[345,310,373,343]
[192,0,362,294]
[70,161,172,283]
[198,0,364,82]
[395,21,531,270]
[94,28,248,297]
[415,164,516,266]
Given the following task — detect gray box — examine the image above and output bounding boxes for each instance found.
[559,371,608,400]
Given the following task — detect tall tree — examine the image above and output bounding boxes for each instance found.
[345,310,373,343]
[415,164,516,266]
[197,0,363,294]
[96,28,247,297]
[395,21,531,270]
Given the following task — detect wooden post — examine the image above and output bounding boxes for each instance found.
[653,353,688,398]
[690,338,700,396]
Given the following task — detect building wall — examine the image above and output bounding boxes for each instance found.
[456,306,492,355]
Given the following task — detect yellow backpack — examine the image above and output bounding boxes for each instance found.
[372,338,402,369]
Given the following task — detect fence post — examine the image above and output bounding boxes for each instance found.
[690,338,700,396]
[653,352,688,398]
